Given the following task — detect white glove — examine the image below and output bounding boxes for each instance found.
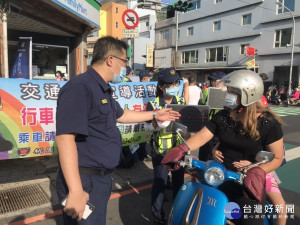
[144,123,160,132]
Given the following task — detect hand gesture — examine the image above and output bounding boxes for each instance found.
[182,78,189,86]
[156,108,181,122]
[232,160,251,171]
[64,191,89,221]
[212,149,224,163]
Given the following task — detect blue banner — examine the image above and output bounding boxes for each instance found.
[0,78,184,159]
[10,37,32,79]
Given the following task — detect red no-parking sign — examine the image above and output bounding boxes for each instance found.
[122,9,139,29]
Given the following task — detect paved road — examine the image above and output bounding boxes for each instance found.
[1,107,300,225]
[270,106,300,117]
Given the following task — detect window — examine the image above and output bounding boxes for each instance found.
[116,7,118,13]
[206,47,227,62]
[240,43,250,54]
[146,21,149,27]
[187,27,194,36]
[181,50,199,64]
[190,0,201,11]
[274,28,292,47]
[31,44,69,79]
[213,21,221,31]
[116,22,118,28]
[161,30,169,40]
[178,30,180,38]
[277,0,295,14]
[215,0,222,3]
[242,14,252,25]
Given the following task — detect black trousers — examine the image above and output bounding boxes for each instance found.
[56,169,112,225]
[151,153,184,218]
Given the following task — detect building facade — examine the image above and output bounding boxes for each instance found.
[100,2,127,39]
[155,0,300,89]
[0,0,100,79]
[87,2,127,65]
[130,1,157,73]
[87,0,158,74]
[133,13,156,72]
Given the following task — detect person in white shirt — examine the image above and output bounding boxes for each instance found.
[187,76,202,105]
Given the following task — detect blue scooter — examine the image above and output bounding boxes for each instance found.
[166,123,275,225]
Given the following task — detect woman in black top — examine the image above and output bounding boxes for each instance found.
[168,70,284,225]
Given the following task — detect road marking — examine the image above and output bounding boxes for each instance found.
[270,106,300,117]
[110,183,153,199]
[5,210,62,225]
[285,146,300,162]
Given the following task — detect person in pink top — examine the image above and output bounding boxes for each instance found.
[55,71,65,81]
[290,88,299,104]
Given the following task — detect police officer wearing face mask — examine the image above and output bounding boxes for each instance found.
[55,37,181,225]
[139,70,151,82]
[145,67,189,225]
[123,66,133,82]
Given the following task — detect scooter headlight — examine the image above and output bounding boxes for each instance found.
[204,167,225,186]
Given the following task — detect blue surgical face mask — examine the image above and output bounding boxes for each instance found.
[111,59,127,83]
[225,93,239,110]
[165,86,180,97]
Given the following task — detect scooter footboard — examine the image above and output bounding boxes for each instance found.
[170,182,228,225]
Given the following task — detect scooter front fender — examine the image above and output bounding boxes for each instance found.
[169,182,228,225]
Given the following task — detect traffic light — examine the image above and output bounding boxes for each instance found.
[180,1,193,12]
[127,45,133,58]
[167,1,193,12]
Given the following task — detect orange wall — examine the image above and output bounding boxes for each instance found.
[101,3,127,39]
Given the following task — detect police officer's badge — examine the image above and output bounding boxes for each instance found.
[170,69,175,75]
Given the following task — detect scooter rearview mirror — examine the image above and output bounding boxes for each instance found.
[255,151,275,163]
[171,122,188,136]
[171,122,191,154]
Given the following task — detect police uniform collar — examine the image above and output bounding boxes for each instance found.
[88,67,111,92]
[158,96,178,107]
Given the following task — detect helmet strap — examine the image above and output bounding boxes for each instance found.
[236,105,245,113]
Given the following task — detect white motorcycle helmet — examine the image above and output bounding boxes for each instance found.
[220,70,264,106]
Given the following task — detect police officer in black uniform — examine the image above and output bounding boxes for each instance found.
[123,66,133,82]
[139,70,151,82]
[55,36,181,225]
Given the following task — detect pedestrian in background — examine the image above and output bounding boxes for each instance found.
[290,87,299,104]
[123,66,133,82]
[55,36,181,225]
[146,67,189,225]
[187,76,202,105]
[139,70,151,82]
[202,82,208,91]
[56,71,65,81]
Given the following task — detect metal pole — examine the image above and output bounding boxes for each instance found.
[289,11,295,98]
[3,12,8,77]
[175,11,178,68]
[276,2,295,100]
[127,0,133,69]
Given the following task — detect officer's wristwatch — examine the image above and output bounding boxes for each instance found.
[153,111,156,120]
